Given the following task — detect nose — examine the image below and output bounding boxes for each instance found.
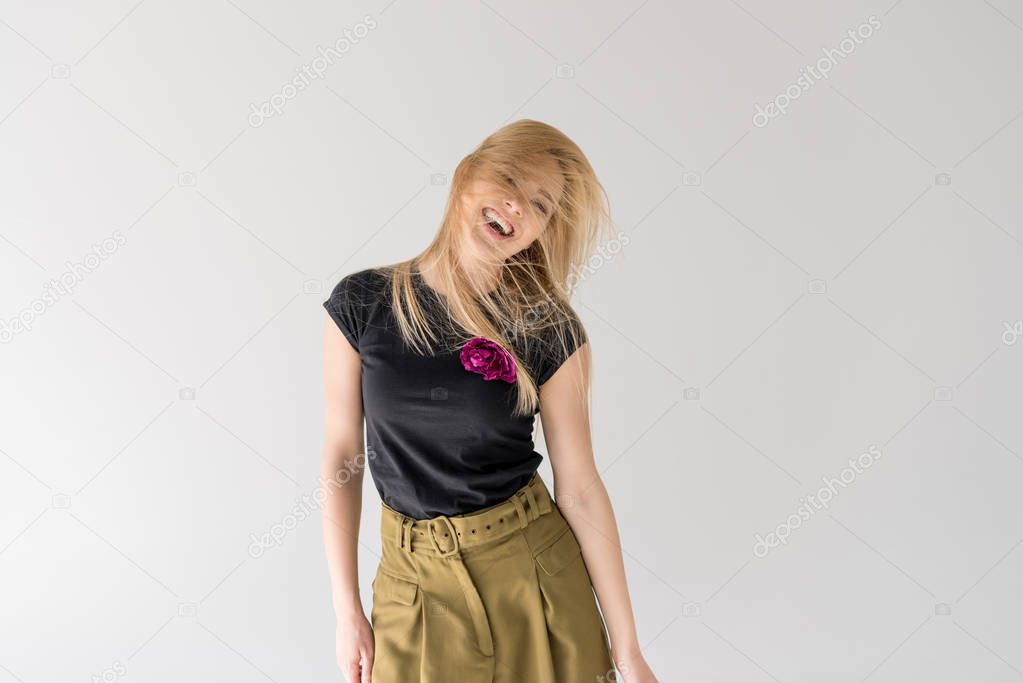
[503,198,522,217]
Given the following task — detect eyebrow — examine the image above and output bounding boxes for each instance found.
[536,188,555,204]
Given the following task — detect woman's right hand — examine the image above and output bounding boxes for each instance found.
[336,611,374,682]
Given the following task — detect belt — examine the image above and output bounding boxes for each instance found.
[380,473,553,656]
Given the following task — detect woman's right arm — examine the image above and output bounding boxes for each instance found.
[321,314,374,682]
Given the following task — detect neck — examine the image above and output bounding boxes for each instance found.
[418,254,502,298]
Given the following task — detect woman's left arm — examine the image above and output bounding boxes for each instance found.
[539,342,658,683]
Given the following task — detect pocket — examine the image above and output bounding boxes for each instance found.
[372,569,419,606]
[533,526,582,576]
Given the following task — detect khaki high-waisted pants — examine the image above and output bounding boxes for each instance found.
[371,472,614,682]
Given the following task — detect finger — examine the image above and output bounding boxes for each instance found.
[361,645,374,682]
[346,661,361,683]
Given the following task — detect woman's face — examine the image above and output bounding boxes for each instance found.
[459,159,565,263]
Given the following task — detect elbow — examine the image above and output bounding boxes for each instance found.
[322,434,367,474]
[554,470,606,512]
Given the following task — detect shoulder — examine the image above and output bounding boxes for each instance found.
[559,301,586,337]
[520,298,588,386]
[323,266,394,325]
[323,267,395,350]
[335,265,391,291]
[328,266,391,303]
[536,300,587,346]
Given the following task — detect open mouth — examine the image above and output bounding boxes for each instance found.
[482,207,515,239]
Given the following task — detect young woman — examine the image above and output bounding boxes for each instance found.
[321,119,657,682]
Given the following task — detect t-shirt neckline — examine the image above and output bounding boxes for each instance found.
[412,264,501,302]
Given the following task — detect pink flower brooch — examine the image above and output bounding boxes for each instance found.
[460,337,517,383]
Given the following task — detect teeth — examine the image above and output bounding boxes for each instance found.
[483,208,512,236]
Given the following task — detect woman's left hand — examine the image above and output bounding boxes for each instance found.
[611,648,659,682]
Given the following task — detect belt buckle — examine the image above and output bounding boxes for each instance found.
[427,516,460,557]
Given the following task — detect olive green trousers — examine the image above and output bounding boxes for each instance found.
[371,472,614,682]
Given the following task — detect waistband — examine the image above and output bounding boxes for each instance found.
[381,472,553,556]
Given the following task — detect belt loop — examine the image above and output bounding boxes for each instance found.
[524,487,539,522]
[399,517,415,554]
[537,487,551,515]
[510,493,528,529]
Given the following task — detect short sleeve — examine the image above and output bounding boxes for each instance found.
[323,270,375,351]
[532,306,588,387]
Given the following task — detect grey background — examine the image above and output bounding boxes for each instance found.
[1,0,1022,681]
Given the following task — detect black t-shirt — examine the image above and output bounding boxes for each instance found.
[323,266,587,519]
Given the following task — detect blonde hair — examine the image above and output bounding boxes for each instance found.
[383,119,612,416]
